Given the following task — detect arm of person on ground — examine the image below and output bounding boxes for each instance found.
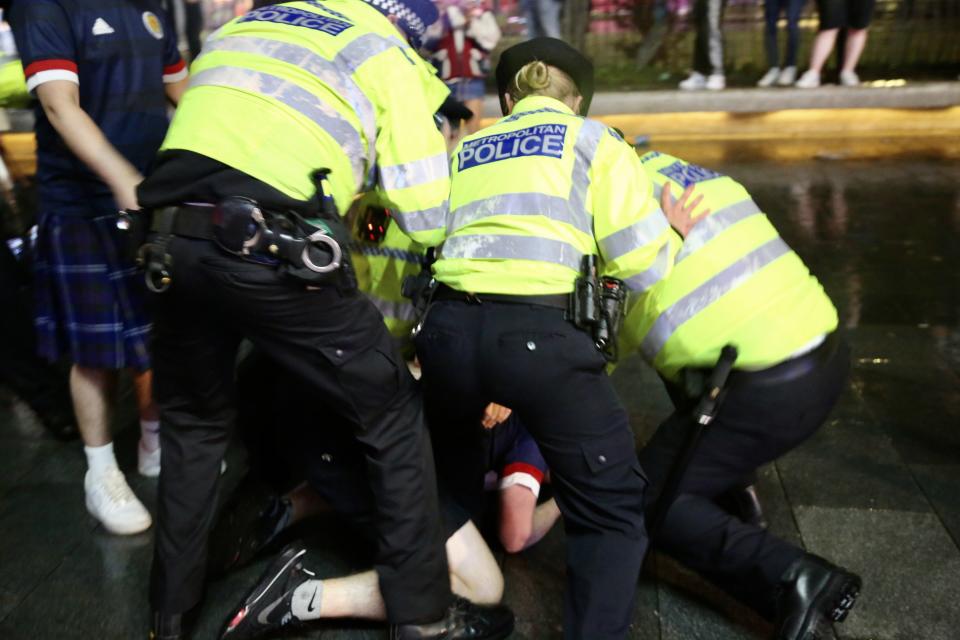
[35,81,143,210]
[499,487,561,553]
[592,130,681,292]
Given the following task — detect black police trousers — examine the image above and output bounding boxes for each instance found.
[639,336,850,617]
[415,300,649,640]
[147,238,452,623]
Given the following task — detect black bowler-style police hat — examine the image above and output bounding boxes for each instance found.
[495,37,595,117]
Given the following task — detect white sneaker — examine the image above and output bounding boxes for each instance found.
[705,73,726,90]
[777,66,797,85]
[795,69,821,89]
[839,70,860,86]
[757,67,780,87]
[138,442,227,478]
[679,72,706,90]
[138,439,161,477]
[84,468,152,535]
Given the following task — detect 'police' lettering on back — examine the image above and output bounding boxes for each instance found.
[458,124,567,171]
[658,161,723,188]
[239,5,353,36]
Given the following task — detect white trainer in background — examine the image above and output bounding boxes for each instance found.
[705,73,726,90]
[839,70,860,87]
[757,67,780,87]
[776,66,797,86]
[679,71,706,90]
[795,69,821,89]
[85,468,153,535]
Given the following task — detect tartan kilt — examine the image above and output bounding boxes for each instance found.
[33,212,152,370]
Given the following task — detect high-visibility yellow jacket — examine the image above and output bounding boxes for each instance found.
[353,219,427,346]
[622,151,838,380]
[0,56,29,108]
[434,95,678,295]
[159,1,450,245]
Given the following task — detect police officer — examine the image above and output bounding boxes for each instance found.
[626,150,861,640]
[414,38,678,639]
[135,1,511,638]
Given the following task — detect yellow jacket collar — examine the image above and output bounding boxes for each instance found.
[511,96,576,116]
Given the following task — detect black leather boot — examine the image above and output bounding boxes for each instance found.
[774,553,861,640]
[390,597,515,640]
[149,612,184,640]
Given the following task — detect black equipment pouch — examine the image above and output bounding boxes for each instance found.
[211,196,262,256]
[115,208,152,264]
[140,207,175,293]
[356,203,391,244]
[595,276,626,362]
[402,247,438,337]
[569,254,626,362]
[570,254,599,331]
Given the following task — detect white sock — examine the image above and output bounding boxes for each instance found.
[140,419,160,451]
[290,579,324,621]
[84,442,118,477]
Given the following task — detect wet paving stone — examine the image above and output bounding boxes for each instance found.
[794,506,960,640]
[1,154,958,638]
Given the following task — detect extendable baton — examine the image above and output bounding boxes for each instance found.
[648,344,738,539]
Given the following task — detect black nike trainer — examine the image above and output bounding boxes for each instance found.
[220,546,315,640]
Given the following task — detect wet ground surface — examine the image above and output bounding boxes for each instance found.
[1,149,959,639]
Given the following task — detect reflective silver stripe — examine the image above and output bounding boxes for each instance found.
[676,199,762,263]
[441,234,582,271]
[198,36,377,170]
[568,119,604,216]
[599,211,670,261]
[392,204,447,233]
[448,193,589,235]
[357,245,425,264]
[190,66,366,185]
[366,295,418,322]
[333,32,411,72]
[623,242,671,292]
[652,183,663,200]
[640,237,791,361]
[379,152,449,191]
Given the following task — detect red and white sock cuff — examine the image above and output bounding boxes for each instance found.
[499,462,544,497]
[163,59,188,83]
[24,59,79,92]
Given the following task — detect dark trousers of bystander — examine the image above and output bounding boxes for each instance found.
[147,237,453,624]
[693,0,729,76]
[764,0,805,69]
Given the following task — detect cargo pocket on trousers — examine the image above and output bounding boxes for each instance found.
[581,430,649,487]
[317,343,401,431]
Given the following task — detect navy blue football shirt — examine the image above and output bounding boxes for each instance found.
[10,0,185,215]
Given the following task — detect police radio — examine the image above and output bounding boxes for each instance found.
[570,254,627,362]
[596,277,627,362]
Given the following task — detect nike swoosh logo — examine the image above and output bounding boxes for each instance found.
[257,597,285,625]
[307,586,319,613]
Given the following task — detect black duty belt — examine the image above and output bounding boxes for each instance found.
[433,283,568,310]
[723,331,841,389]
[150,204,217,240]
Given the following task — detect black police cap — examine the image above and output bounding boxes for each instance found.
[495,37,595,117]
